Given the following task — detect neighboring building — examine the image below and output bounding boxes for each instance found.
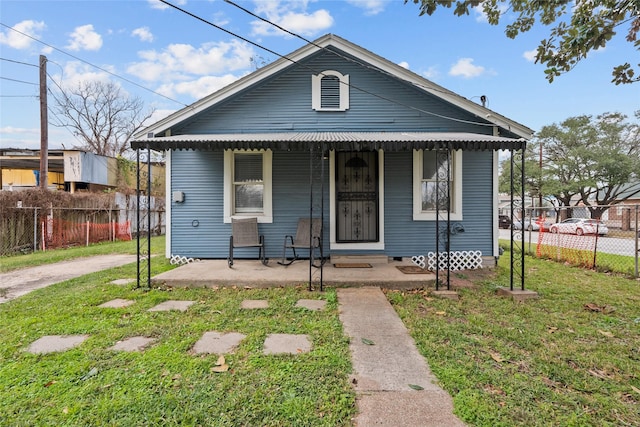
[0,148,164,194]
[133,34,532,264]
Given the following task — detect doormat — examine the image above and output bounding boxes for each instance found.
[396,265,432,274]
[333,263,372,268]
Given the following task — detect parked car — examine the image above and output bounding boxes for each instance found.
[549,218,608,236]
[498,215,511,229]
[513,217,553,232]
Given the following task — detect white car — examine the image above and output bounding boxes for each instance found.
[549,218,608,236]
[512,217,553,232]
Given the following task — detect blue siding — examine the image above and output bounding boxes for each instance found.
[174,51,493,136]
[171,150,494,259]
[169,49,498,260]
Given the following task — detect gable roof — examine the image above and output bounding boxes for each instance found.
[133,34,532,149]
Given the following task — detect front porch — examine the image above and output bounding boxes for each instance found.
[152,257,438,290]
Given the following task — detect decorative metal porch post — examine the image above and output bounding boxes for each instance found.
[508,147,526,290]
[136,146,152,289]
[309,141,325,291]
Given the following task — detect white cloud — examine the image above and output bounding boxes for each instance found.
[147,0,186,10]
[127,40,255,83]
[346,0,389,16]
[398,61,410,69]
[472,3,508,23]
[523,49,537,62]
[66,24,103,51]
[54,61,113,89]
[156,74,247,99]
[251,1,334,37]
[0,20,46,49]
[449,58,486,78]
[422,66,440,80]
[132,27,154,42]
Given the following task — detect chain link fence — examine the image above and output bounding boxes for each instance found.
[1,205,165,256]
[505,204,639,278]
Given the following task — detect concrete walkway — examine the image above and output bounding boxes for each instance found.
[0,254,137,304]
[338,287,465,426]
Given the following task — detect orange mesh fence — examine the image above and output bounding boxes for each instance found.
[537,232,596,268]
[43,219,132,250]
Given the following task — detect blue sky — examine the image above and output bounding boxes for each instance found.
[1,0,638,150]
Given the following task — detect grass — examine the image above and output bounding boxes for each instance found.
[391,254,640,427]
[0,237,166,273]
[1,241,639,426]
[0,258,354,426]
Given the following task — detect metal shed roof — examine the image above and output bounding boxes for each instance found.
[131,132,526,152]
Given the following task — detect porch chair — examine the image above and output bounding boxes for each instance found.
[278,218,324,267]
[228,217,267,267]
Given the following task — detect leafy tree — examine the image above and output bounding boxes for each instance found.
[532,111,640,219]
[406,0,640,84]
[53,81,155,157]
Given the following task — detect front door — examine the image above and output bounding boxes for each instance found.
[335,151,379,243]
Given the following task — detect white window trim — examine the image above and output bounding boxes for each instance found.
[312,70,350,111]
[329,150,385,250]
[224,149,273,223]
[413,149,463,221]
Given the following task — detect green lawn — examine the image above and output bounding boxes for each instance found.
[392,256,640,426]
[0,237,166,273]
[1,243,638,426]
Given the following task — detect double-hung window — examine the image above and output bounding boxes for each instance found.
[413,149,462,221]
[224,150,272,223]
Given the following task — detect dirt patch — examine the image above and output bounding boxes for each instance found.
[447,268,497,289]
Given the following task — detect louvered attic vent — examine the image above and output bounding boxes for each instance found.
[312,70,349,111]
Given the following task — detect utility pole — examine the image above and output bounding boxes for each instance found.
[39,54,48,189]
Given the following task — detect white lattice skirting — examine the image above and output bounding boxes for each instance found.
[170,254,200,266]
[411,250,483,271]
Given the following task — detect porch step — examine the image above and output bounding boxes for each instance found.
[330,255,389,265]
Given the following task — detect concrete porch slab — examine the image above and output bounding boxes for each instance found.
[151,259,436,289]
[26,335,89,354]
[148,300,196,312]
[263,334,312,355]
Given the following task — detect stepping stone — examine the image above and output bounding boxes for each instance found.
[148,300,195,312]
[110,278,135,285]
[99,298,135,308]
[192,331,246,354]
[295,299,326,311]
[263,334,312,355]
[109,336,156,352]
[26,335,89,354]
[241,299,269,309]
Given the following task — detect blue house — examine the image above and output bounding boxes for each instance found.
[133,34,531,267]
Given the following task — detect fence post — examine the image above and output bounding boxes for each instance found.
[635,204,638,279]
[86,220,90,247]
[33,208,38,253]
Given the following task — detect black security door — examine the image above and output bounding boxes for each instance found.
[335,151,379,243]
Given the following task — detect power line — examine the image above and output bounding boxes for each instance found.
[0,22,190,108]
[165,0,496,128]
[0,57,38,67]
[0,76,38,85]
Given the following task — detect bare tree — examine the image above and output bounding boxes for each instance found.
[53,81,154,157]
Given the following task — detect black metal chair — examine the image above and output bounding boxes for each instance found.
[278,218,323,267]
[228,217,267,267]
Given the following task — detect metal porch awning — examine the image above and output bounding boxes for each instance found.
[131,132,526,151]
